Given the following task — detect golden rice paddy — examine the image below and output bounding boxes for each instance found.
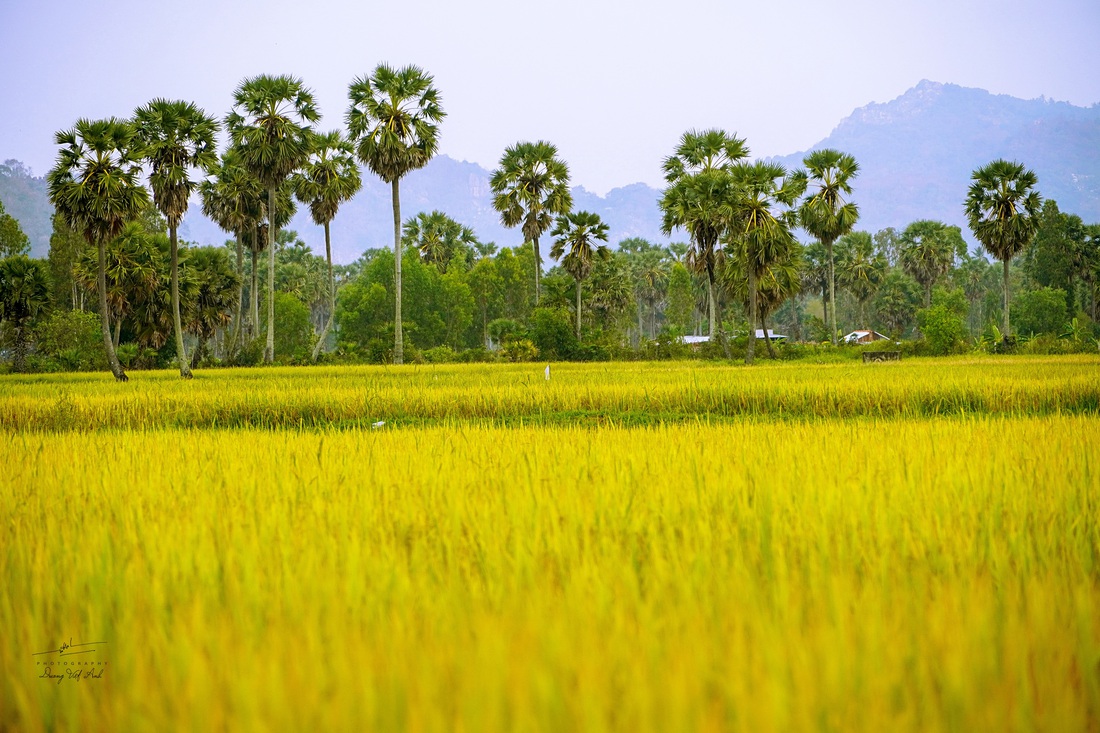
[2,356,1098,731]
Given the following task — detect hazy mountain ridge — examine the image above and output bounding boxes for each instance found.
[770,80,1100,235]
[4,80,1099,261]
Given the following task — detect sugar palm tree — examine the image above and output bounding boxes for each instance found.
[227,74,319,363]
[726,161,805,364]
[0,255,51,372]
[898,220,964,307]
[347,64,444,365]
[403,210,478,273]
[964,159,1042,339]
[133,98,219,377]
[799,149,860,344]
[291,130,362,360]
[200,148,266,351]
[836,231,887,328]
[549,211,611,338]
[490,141,573,306]
[659,130,749,340]
[48,118,150,381]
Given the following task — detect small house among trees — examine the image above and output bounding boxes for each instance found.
[843,330,890,344]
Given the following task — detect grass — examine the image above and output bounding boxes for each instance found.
[2,356,1098,731]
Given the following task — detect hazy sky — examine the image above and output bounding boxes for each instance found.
[2,0,1098,195]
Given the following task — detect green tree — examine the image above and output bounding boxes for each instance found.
[1013,286,1068,336]
[0,255,51,372]
[659,129,749,340]
[665,262,696,335]
[836,231,887,329]
[874,270,920,337]
[964,159,1042,339]
[898,220,965,307]
[47,118,150,380]
[133,98,219,377]
[347,64,445,365]
[490,141,573,307]
[33,309,106,371]
[466,256,503,346]
[799,149,860,345]
[0,199,30,257]
[550,211,611,339]
[1022,199,1086,321]
[227,75,319,363]
[46,212,86,310]
[727,161,805,364]
[291,130,362,360]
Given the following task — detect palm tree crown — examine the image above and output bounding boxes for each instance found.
[346,64,444,183]
[292,131,362,228]
[227,75,320,188]
[133,99,219,227]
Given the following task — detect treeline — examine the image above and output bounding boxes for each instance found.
[2,66,1099,376]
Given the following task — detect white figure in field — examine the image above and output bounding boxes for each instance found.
[545,364,551,381]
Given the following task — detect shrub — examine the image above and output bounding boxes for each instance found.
[423,345,458,364]
[501,339,538,362]
[33,310,107,371]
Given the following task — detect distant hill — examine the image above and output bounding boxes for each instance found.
[770,80,1100,237]
[4,80,1099,262]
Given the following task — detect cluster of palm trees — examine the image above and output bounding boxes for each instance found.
[39,60,1048,378]
[657,131,861,364]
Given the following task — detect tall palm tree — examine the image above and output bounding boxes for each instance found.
[727,161,805,364]
[659,130,749,340]
[133,99,219,377]
[799,149,860,344]
[549,211,611,338]
[964,159,1042,339]
[227,74,319,363]
[490,141,573,307]
[403,210,478,273]
[0,255,51,372]
[200,148,265,350]
[897,220,964,307]
[836,231,886,328]
[48,118,150,381]
[291,130,362,360]
[347,64,444,365]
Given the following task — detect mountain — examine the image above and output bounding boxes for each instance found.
[770,80,1100,237]
[4,80,1099,261]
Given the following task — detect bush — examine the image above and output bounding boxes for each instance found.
[423,345,458,364]
[528,308,578,360]
[262,293,316,363]
[501,339,538,362]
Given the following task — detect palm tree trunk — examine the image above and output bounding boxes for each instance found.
[576,278,583,339]
[97,240,127,381]
[170,223,192,377]
[1002,258,1011,339]
[924,283,932,309]
[746,268,757,365]
[533,236,541,306]
[250,247,259,339]
[312,220,335,362]
[12,326,26,373]
[707,276,717,338]
[827,238,837,345]
[392,178,403,365]
[231,231,244,354]
[762,314,778,359]
[266,187,276,364]
[113,315,121,350]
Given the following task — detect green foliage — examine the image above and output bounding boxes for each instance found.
[32,310,107,371]
[0,199,30,257]
[500,338,538,362]
[261,292,314,362]
[528,307,579,360]
[917,289,969,355]
[664,262,696,335]
[1013,287,1068,336]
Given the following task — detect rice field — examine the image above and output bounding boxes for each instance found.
[2,356,1099,732]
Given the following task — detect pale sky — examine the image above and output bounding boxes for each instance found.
[2,0,1098,195]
